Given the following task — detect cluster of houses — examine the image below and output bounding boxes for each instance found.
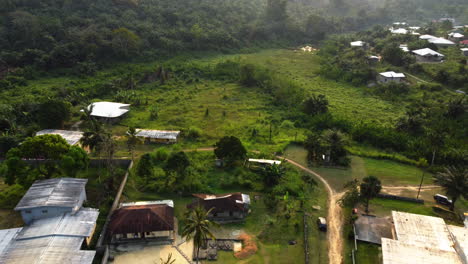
[354,211,468,264]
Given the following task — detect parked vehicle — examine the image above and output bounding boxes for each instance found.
[317,217,327,231]
[433,194,452,206]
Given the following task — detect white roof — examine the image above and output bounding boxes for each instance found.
[35,129,84,146]
[412,48,444,57]
[409,26,421,30]
[381,238,462,264]
[461,48,468,51]
[449,32,464,38]
[448,225,468,262]
[391,28,408,34]
[368,55,379,59]
[379,71,405,78]
[248,158,282,165]
[399,45,409,52]
[135,129,180,140]
[350,41,365,47]
[428,37,455,45]
[393,22,407,25]
[87,102,130,118]
[120,200,174,208]
[419,34,437,40]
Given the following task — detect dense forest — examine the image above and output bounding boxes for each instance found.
[1,0,467,72]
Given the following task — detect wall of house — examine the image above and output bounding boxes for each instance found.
[209,210,246,219]
[21,206,73,224]
[415,55,442,63]
[378,76,401,83]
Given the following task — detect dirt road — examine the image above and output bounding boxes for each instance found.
[279,157,344,264]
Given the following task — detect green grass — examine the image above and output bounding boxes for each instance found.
[283,144,431,191]
[368,198,436,217]
[354,243,381,264]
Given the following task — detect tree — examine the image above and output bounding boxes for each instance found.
[360,176,382,213]
[37,100,72,129]
[381,44,409,66]
[433,166,467,211]
[166,151,190,174]
[214,136,246,164]
[182,207,218,264]
[60,146,89,177]
[126,127,140,161]
[158,253,176,264]
[302,94,328,115]
[338,179,360,208]
[304,131,323,162]
[321,129,348,165]
[111,27,140,58]
[18,134,70,160]
[136,153,154,181]
[265,0,288,27]
[262,164,285,187]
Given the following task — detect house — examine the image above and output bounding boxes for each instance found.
[377,71,405,83]
[427,37,455,47]
[135,129,181,144]
[393,22,407,27]
[188,193,250,222]
[247,158,281,168]
[108,201,175,242]
[35,129,84,146]
[350,41,366,48]
[448,32,465,41]
[15,178,88,224]
[381,211,468,264]
[0,178,99,264]
[399,44,409,53]
[412,48,445,62]
[460,40,468,47]
[419,34,437,40]
[461,48,468,56]
[390,28,408,35]
[85,101,130,123]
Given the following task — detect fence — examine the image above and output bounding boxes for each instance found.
[303,214,310,264]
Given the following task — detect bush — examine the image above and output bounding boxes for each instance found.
[186,126,202,140]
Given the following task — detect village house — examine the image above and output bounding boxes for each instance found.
[390,28,408,35]
[461,48,468,56]
[350,41,366,48]
[412,48,445,62]
[247,158,282,169]
[377,71,405,83]
[448,32,465,42]
[108,200,175,242]
[419,34,437,40]
[85,101,130,123]
[460,40,468,47]
[381,211,468,264]
[0,178,99,264]
[36,129,84,146]
[188,193,251,222]
[368,55,380,64]
[134,129,181,144]
[427,37,455,48]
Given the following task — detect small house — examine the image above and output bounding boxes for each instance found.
[448,32,465,42]
[419,34,437,40]
[188,193,250,222]
[35,129,84,146]
[135,129,180,144]
[368,55,380,63]
[247,158,282,169]
[461,48,468,56]
[460,40,468,47]
[14,178,88,224]
[85,101,130,123]
[412,48,445,62]
[109,200,175,242]
[350,41,366,48]
[378,71,406,83]
[390,28,408,35]
[399,44,409,53]
[427,37,455,48]
[392,22,407,27]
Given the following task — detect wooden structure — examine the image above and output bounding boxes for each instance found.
[188,193,250,222]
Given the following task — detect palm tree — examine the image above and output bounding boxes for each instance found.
[360,176,382,213]
[182,206,218,263]
[321,129,348,164]
[126,127,140,161]
[157,253,175,264]
[433,166,468,211]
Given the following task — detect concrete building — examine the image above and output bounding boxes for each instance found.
[188,193,250,222]
[35,129,84,146]
[378,71,406,83]
[15,178,88,224]
[85,101,130,123]
[0,178,99,264]
[135,129,181,144]
[412,48,445,62]
[109,200,175,242]
[381,211,468,264]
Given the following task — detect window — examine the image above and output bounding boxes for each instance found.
[42,210,48,214]
[25,210,32,214]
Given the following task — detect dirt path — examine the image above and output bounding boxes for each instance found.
[278,157,344,264]
[404,72,429,84]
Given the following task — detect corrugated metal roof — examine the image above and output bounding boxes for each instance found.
[0,236,96,264]
[0,228,22,257]
[379,71,405,78]
[412,48,444,57]
[16,208,99,240]
[15,178,87,211]
[248,158,282,165]
[87,102,130,118]
[35,130,84,146]
[135,129,180,140]
[350,41,365,47]
[428,37,455,45]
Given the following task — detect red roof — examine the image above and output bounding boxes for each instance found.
[460,40,468,45]
[188,192,248,214]
[109,204,174,235]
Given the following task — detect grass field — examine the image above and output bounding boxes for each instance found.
[283,145,431,191]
